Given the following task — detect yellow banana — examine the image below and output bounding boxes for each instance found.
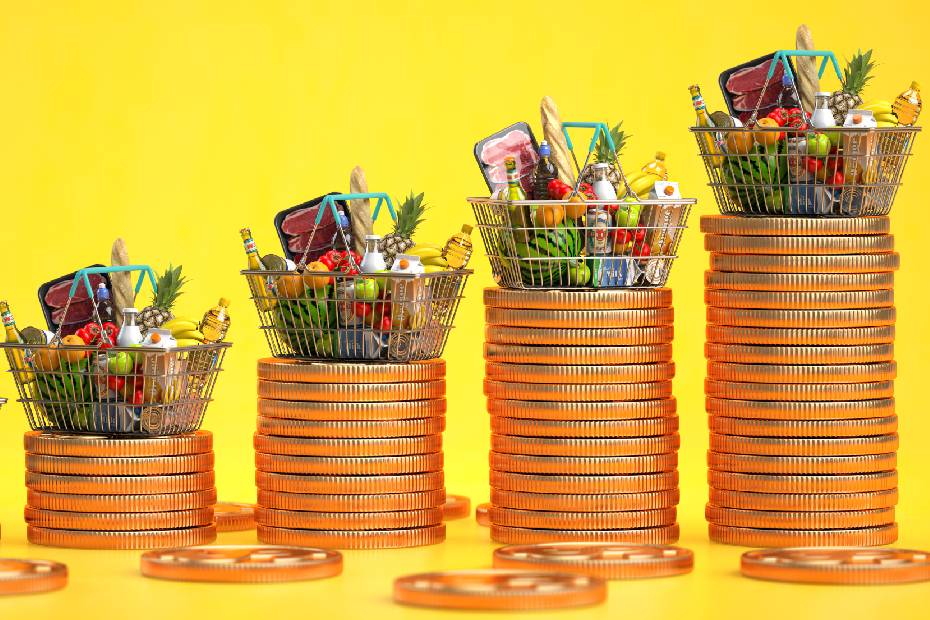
[629,174,658,197]
[162,318,198,332]
[874,113,899,124]
[876,121,898,128]
[173,330,205,342]
[861,101,893,113]
[423,265,447,273]
[422,256,450,268]
[407,245,443,258]
[175,338,202,348]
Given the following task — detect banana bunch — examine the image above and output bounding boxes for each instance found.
[407,244,450,273]
[861,101,899,127]
[622,170,662,198]
[161,318,205,347]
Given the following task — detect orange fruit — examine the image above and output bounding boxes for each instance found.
[535,204,564,228]
[304,261,332,290]
[726,131,755,155]
[564,195,587,220]
[753,118,781,147]
[60,335,87,363]
[276,274,307,299]
[32,346,61,372]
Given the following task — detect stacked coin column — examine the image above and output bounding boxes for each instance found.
[24,431,217,549]
[483,288,680,544]
[254,358,447,549]
[702,215,898,547]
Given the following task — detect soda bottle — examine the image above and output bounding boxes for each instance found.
[1,300,34,384]
[441,225,474,269]
[200,298,231,344]
[893,81,922,126]
[240,228,275,312]
[532,141,558,199]
[95,283,115,323]
[689,84,722,168]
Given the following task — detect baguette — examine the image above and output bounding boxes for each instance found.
[110,238,134,326]
[348,166,374,255]
[540,96,576,186]
[795,25,820,112]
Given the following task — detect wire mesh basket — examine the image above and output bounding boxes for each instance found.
[469,122,695,289]
[243,193,471,362]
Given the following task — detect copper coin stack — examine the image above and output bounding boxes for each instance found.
[23,430,218,549]
[253,358,447,549]
[702,215,899,547]
[483,288,680,544]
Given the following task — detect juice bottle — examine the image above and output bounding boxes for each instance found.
[240,228,275,312]
[504,157,527,201]
[441,225,474,269]
[642,151,669,180]
[689,84,722,168]
[200,298,231,344]
[893,81,922,126]
[1,301,34,384]
[532,141,558,199]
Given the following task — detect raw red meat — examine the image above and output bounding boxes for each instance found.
[479,129,538,193]
[52,299,95,325]
[44,274,104,307]
[732,87,782,112]
[281,203,336,236]
[726,58,785,94]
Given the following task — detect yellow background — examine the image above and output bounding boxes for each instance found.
[1,1,928,617]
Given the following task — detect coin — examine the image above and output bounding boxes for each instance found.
[255,452,443,475]
[493,543,694,580]
[707,307,896,328]
[491,453,677,475]
[491,524,680,545]
[489,507,677,530]
[708,470,897,493]
[484,380,673,402]
[258,399,446,421]
[257,524,446,549]
[704,234,894,255]
[708,434,899,457]
[25,453,215,476]
[705,379,894,401]
[704,271,895,292]
[393,569,607,611]
[25,489,218,513]
[441,495,470,520]
[484,287,672,310]
[257,358,444,383]
[709,253,899,274]
[257,416,445,439]
[706,325,895,345]
[215,502,256,532]
[141,545,343,583]
[491,489,680,512]
[741,548,930,585]
[708,416,897,438]
[486,307,674,329]
[709,523,897,547]
[476,503,490,526]
[257,380,445,402]
[707,362,897,384]
[24,507,214,531]
[699,215,890,236]
[26,524,217,549]
[704,344,894,364]
[0,559,68,595]
[23,430,212,458]
[708,488,898,511]
[485,326,675,346]
[485,362,676,384]
[253,434,442,457]
[488,399,677,421]
[491,434,680,457]
[705,289,894,310]
[492,417,680,438]
[708,452,896,475]
[255,471,444,494]
[257,490,446,513]
[705,505,895,529]
[484,343,673,365]
[26,471,215,495]
[706,397,895,420]
[255,507,443,530]
[490,471,678,494]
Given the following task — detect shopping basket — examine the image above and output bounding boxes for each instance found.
[0,265,230,437]
[469,121,694,289]
[692,50,920,217]
[243,192,471,362]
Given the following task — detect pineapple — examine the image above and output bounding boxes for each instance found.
[138,264,187,332]
[828,49,875,125]
[580,122,629,187]
[379,191,427,267]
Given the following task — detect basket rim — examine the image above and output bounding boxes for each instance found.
[0,342,232,353]
[690,125,922,134]
[466,197,698,206]
[241,268,473,277]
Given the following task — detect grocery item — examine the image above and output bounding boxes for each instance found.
[359,235,386,273]
[828,50,875,125]
[691,85,723,167]
[795,25,820,110]
[474,122,539,195]
[199,298,230,344]
[540,96,575,184]
[348,166,374,255]
[579,123,628,188]
[892,81,922,125]
[110,238,134,327]
[241,228,276,312]
[378,191,427,267]
[1,300,34,384]
[504,157,527,201]
[441,225,473,269]
[94,283,115,324]
[532,141,559,199]
[720,52,790,122]
[116,308,144,347]
[810,91,837,128]
[137,264,187,332]
[275,194,343,263]
[38,266,109,335]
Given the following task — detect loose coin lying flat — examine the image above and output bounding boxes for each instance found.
[256,416,445,439]
[23,431,212,458]
[441,495,470,520]
[484,287,672,310]
[708,434,899,457]
[491,434,680,457]
[26,472,215,495]
[215,502,256,532]
[476,503,491,527]
[699,215,890,236]
[705,398,896,421]
[393,569,607,611]
[257,490,446,513]
[25,453,215,477]
[485,307,674,329]
[257,380,445,402]
[485,326,674,346]
[491,453,678,475]
[488,399,677,421]
[255,452,443,476]
[704,343,895,364]
[25,489,218,513]
[704,289,893,310]
[705,505,895,529]
[489,507,677,530]
[706,325,895,345]
[491,489,680,512]
[254,434,442,457]
[491,416,680,438]
[707,307,896,328]
[257,358,445,383]
[709,523,898,547]
[704,271,895,292]
[707,362,897,384]
[258,524,446,549]
[491,524,680,545]
[708,488,898,512]
[24,507,214,531]
[708,416,898,438]
[709,253,900,274]
[493,543,694,580]
[141,545,342,583]
[255,507,443,530]
[485,362,676,385]
[705,379,894,402]
[489,471,678,494]
[741,548,930,585]
[257,399,446,421]
[704,234,894,255]
[27,525,217,549]
[484,344,673,365]
[255,471,444,494]
[0,559,67,595]
[707,470,897,493]
[484,380,673,402]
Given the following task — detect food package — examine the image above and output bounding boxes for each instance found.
[474,122,539,195]
[719,53,792,123]
[348,166,373,256]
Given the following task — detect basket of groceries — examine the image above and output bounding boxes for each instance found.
[1,260,231,437]
[690,44,920,217]
[241,191,472,362]
[468,111,695,289]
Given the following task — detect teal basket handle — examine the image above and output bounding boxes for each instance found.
[314,192,398,227]
[68,265,158,300]
[768,50,843,84]
[560,121,635,198]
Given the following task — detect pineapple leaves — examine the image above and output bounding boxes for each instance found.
[595,122,630,163]
[391,191,428,237]
[842,49,875,95]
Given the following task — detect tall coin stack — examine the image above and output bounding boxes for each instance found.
[253,358,447,549]
[702,215,899,547]
[483,288,680,545]
[24,431,218,549]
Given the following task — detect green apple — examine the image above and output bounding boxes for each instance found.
[107,351,134,375]
[807,132,832,158]
[354,278,379,302]
[566,261,591,286]
[615,197,642,227]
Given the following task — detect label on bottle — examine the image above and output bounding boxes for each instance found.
[243,237,258,254]
[1,309,13,327]
[692,94,706,112]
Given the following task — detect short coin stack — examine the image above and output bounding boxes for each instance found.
[24,431,217,549]
[483,288,680,544]
[702,215,899,547]
[254,358,447,549]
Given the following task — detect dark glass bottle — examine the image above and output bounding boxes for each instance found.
[533,141,558,199]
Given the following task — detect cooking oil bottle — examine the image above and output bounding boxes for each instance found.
[1,300,34,384]
[200,298,231,344]
[893,81,922,126]
[441,225,474,269]
[240,228,276,312]
[642,151,669,179]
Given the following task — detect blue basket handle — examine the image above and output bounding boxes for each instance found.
[68,265,159,300]
[314,193,398,227]
[769,50,843,84]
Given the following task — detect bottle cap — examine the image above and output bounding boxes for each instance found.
[539,141,551,157]
[912,81,921,90]
[815,91,832,97]
[219,298,231,307]
[592,162,609,169]
[96,283,110,299]
[364,234,381,241]
[462,224,473,234]
[655,152,666,160]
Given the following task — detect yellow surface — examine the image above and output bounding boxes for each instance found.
[1,1,929,617]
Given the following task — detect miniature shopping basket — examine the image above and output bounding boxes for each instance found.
[692,50,920,217]
[0,266,230,437]
[469,121,695,290]
[243,193,472,362]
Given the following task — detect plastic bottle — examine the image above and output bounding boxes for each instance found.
[893,81,922,126]
[810,92,837,129]
[441,225,474,269]
[117,308,144,347]
[95,283,115,323]
[532,141,558,199]
[200,298,231,344]
[360,235,387,273]
[641,152,668,180]
[1,300,34,383]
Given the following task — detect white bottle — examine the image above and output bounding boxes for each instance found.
[811,92,837,129]
[117,308,144,347]
[359,235,387,273]
[591,163,618,201]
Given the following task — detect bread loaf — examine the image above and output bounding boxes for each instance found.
[540,96,576,185]
[349,166,374,255]
[110,238,133,326]
[795,25,820,112]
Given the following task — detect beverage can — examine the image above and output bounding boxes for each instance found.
[585,208,610,256]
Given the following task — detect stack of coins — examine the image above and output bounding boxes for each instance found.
[24,431,217,549]
[484,288,680,544]
[702,215,899,547]
[253,358,447,549]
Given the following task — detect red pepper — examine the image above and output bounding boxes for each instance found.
[74,327,93,345]
[547,179,570,200]
[132,389,144,406]
[805,157,823,176]
[353,302,372,319]
[318,255,336,270]
[632,240,651,258]
[99,342,113,350]
[101,322,118,345]
[578,182,597,200]
[766,108,788,127]
[378,316,392,331]
[786,108,810,131]
[633,227,647,242]
[107,376,125,391]
[828,171,845,187]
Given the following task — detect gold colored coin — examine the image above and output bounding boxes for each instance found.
[255,507,443,530]
[476,503,491,527]
[215,502,256,532]
[257,380,445,402]
[706,505,895,529]
[258,524,446,550]
[707,307,896,328]
[483,287,672,310]
[484,380,673,402]
[441,495,471,520]
[0,559,68,595]
[707,362,897,384]
[704,271,895,292]
[255,452,443,475]
[708,488,898,512]
[708,470,897,494]
[24,507,214,531]
[257,357,445,383]
[492,416,679,438]
[705,379,894,401]
[491,489,680,512]
[256,416,445,439]
[705,289,894,310]
[25,453,215,476]
[699,215,890,236]
[491,434,680,457]
[709,523,897,547]
[709,253,900,274]
[23,430,212,458]
[253,434,442,457]
[484,343,672,365]
[485,326,675,346]
[703,234,894,255]
[706,325,895,345]
[255,471,444,494]
[488,399,677,421]
[491,452,678,475]
[393,569,607,611]
[741,548,930,585]
[707,452,896,475]
[704,343,894,364]
[486,307,674,329]
[27,524,217,550]
[493,543,693,580]
[708,416,897,438]
[491,524,680,545]
[257,489,445,512]
[708,433,899,457]
[490,471,678,494]
[706,398,895,420]
[25,489,218,513]
[140,545,342,583]
[26,471,215,495]
[257,398,446,421]
[489,507,677,530]
[485,362,676,384]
